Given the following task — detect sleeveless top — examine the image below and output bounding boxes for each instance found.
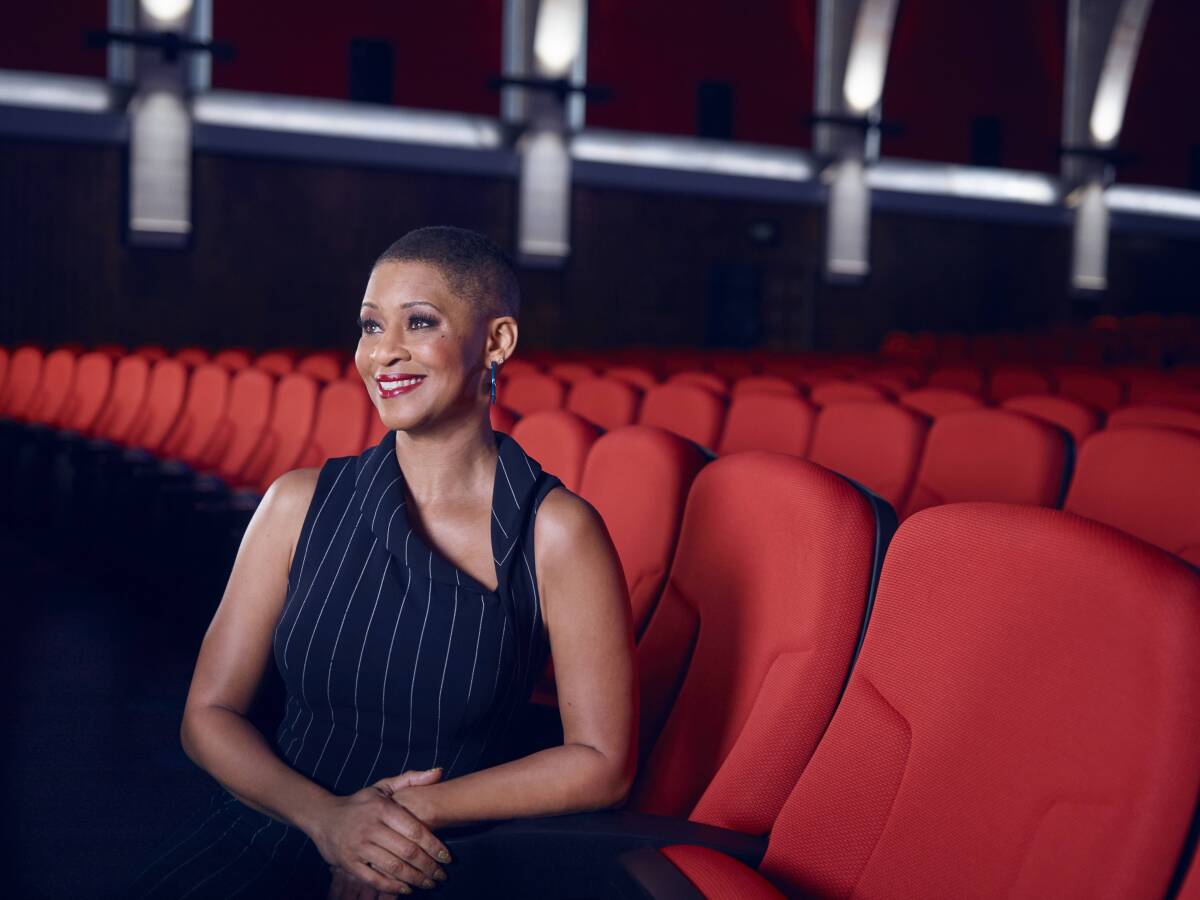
[270,428,562,793]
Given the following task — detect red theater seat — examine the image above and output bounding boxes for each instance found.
[901,409,1069,519]
[497,358,541,379]
[716,392,815,456]
[253,350,295,377]
[499,372,567,416]
[925,365,984,395]
[24,348,77,425]
[174,347,209,368]
[1130,387,1200,412]
[605,366,658,391]
[56,351,113,433]
[295,353,344,382]
[200,367,274,484]
[238,372,319,492]
[547,362,597,384]
[1107,404,1200,435]
[635,504,1200,899]
[1002,393,1102,445]
[899,386,984,418]
[730,375,798,396]
[511,410,601,492]
[91,355,151,443]
[669,371,728,395]
[0,348,8,400]
[989,366,1051,402]
[0,346,43,420]
[157,363,231,468]
[808,379,887,406]
[489,403,518,433]
[133,345,168,362]
[363,410,389,450]
[638,382,727,450]
[125,358,189,453]
[566,377,642,431]
[211,349,253,371]
[807,401,929,510]
[1065,427,1200,565]
[630,453,891,836]
[578,426,707,638]
[1055,368,1123,411]
[297,379,371,466]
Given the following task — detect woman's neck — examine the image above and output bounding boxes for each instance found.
[392,414,498,506]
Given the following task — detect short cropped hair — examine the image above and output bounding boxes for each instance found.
[372,226,520,320]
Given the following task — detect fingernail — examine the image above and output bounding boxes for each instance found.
[400,886,412,895]
[437,850,451,864]
[422,878,436,889]
[433,868,447,881]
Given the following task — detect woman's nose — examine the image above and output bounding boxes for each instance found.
[373,335,413,365]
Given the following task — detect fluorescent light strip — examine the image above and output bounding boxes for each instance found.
[0,69,113,113]
[1106,185,1200,220]
[869,161,1058,205]
[572,131,813,181]
[192,91,502,149]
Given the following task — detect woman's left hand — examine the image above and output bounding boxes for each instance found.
[325,767,447,899]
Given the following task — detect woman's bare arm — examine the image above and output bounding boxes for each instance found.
[380,487,638,829]
[178,467,334,829]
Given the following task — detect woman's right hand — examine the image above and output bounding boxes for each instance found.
[309,768,450,895]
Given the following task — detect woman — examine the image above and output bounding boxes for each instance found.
[131,227,637,898]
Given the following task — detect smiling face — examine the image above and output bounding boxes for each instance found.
[355,261,517,433]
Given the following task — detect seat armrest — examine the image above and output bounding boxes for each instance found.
[614,847,705,900]
[437,811,765,898]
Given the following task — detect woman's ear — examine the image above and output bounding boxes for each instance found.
[485,315,518,365]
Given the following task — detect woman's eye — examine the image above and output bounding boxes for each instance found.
[358,316,382,334]
[408,315,438,330]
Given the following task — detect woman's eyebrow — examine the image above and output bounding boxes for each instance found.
[359,300,441,311]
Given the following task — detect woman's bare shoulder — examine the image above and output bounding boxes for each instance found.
[262,466,322,520]
[533,485,613,562]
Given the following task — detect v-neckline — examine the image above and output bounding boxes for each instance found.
[354,428,546,597]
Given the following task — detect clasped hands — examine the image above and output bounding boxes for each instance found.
[312,766,451,899]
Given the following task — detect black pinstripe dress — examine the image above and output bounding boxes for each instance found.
[131,428,562,899]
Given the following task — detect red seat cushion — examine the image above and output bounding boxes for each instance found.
[807,401,928,510]
[760,503,1200,899]
[1065,426,1200,565]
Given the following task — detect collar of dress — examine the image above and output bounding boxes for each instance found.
[350,428,546,593]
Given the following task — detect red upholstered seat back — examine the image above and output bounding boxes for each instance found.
[59,351,113,432]
[760,503,1200,900]
[989,366,1051,402]
[252,350,294,377]
[500,372,567,416]
[546,362,597,384]
[488,403,518,433]
[212,348,253,371]
[578,425,707,636]
[511,410,601,493]
[809,379,887,406]
[925,365,983,395]
[1055,368,1123,411]
[212,368,273,482]
[26,348,76,424]
[0,346,43,418]
[128,358,187,452]
[299,379,371,466]
[808,401,928,509]
[605,365,658,391]
[668,370,728,395]
[566,377,642,431]
[716,392,815,456]
[901,409,1069,519]
[161,363,230,466]
[1107,404,1200,435]
[295,353,344,382]
[638,382,727,450]
[631,453,884,835]
[899,386,984,419]
[1065,427,1200,565]
[730,375,798,396]
[1002,393,1102,445]
[93,354,150,443]
[246,372,320,492]
[174,347,209,368]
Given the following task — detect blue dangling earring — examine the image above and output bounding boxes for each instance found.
[489,360,498,406]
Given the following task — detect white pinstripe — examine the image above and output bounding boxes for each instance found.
[311,537,379,775]
[363,565,413,787]
[473,613,512,767]
[289,458,352,599]
[491,506,509,538]
[287,513,363,761]
[498,454,521,508]
[141,813,243,898]
[281,484,358,671]
[133,797,231,894]
[431,585,459,765]
[397,551,434,774]
[445,594,486,778]
[371,474,401,529]
[176,814,271,900]
[333,549,392,791]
